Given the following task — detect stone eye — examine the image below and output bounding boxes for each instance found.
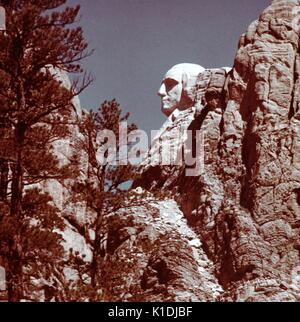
[164,78,179,92]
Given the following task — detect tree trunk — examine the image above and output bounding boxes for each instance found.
[7,127,24,302]
[6,252,23,302]
[0,159,9,201]
[90,209,103,290]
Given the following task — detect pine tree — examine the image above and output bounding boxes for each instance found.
[0,0,91,301]
[65,100,167,301]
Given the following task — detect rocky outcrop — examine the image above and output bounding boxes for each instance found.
[14,0,300,302]
[2,0,300,302]
[99,199,222,302]
[36,68,92,262]
[132,0,300,301]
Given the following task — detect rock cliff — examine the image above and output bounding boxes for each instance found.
[47,0,300,302]
[2,0,300,302]
[128,0,300,301]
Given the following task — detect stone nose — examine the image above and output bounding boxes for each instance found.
[158,83,166,97]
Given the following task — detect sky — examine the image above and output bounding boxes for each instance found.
[68,0,271,133]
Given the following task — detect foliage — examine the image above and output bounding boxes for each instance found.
[0,0,91,302]
[63,99,167,301]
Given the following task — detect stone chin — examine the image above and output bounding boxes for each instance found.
[161,103,179,117]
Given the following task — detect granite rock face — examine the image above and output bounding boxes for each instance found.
[15,0,300,301]
[133,0,300,301]
[2,0,300,302]
[37,68,92,262]
[99,199,222,301]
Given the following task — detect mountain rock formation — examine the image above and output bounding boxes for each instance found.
[114,0,300,301]
[2,0,300,302]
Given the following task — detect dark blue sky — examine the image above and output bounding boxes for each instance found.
[68,0,271,133]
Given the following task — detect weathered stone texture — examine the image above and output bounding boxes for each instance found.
[134,0,300,301]
[4,0,298,302]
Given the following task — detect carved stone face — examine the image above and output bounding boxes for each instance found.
[158,70,183,117]
[158,63,205,117]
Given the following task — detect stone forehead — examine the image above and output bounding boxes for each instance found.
[164,63,205,81]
